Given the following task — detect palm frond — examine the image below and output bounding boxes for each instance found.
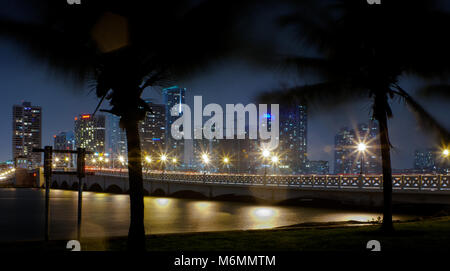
[394,85,450,143]
[417,84,450,100]
[258,81,368,111]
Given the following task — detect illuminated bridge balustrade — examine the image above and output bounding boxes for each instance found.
[90,170,450,192]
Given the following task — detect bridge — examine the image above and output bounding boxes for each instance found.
[45,170,450,207]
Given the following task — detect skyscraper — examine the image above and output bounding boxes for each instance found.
[106,114,127,160]
[334,122,381,174]
[12,101,42,168]
[276,105,308,174]
[139,102,166,155]
[414,148,437,173]
[74,114,106,154]
[54,131,75,150]
[163,86,186,163]
[306,160,329,175]
[53,131,76,168]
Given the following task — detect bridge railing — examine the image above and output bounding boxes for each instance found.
[75,170,450,192]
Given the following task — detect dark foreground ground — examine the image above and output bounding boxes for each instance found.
[1,216,449,251]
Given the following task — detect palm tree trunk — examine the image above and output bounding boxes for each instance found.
[374,93,394,232]
[124,119,146,250]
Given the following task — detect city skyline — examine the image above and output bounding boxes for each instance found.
[0,26,449,171]
[7,94,448,173]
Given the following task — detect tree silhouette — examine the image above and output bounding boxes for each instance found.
[260,0,450,231]
[0,0,269,250]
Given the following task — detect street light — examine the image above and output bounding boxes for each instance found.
[261,149,270,184]
[202,153,210,164]
[357,142,367,175]
[223,157,230,174]
[271,156,279,175]
[171,158,177,171]
[201,153,210,183]
[118,155,125,164]
[160,154,167,179]
[443,149,449,174]
[161,154,167,162]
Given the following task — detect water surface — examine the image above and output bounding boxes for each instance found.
[0,188,414,241]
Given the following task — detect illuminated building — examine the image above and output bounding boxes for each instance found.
[74,114,105,154]
[278,105,308,174]
[140,102,166,154]
[53,131,76,167]
[262,105,307,174]
[106,114,127,161]
[12,101,42,169]
[306,160,329,175]
[334,122,381,174]
[164,86,185,164]
[414,148,438,173]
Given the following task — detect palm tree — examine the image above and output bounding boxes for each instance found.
[0,0,268,249]
[260,0,450,232]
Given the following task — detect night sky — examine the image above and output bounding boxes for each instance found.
[0,1,449,171]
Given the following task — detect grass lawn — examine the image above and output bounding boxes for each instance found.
[2,216,450,251]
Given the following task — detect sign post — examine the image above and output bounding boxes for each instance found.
[33,147,90,242]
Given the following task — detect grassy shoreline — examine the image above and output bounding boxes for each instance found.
[2,216,449,251]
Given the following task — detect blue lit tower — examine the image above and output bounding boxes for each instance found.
[277,105,308,174]
[163,86,186,163]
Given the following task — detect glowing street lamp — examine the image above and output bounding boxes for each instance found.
[443,149,449,174]
[261,149,271,183]
[271,156,279,175]
[160,154,168,179]
[201,153,210,183]
[202,153,210,164]
[271,156,278,163]
[443,149,449,157]
[161,154,167,162]
[357,142,367,175]
[223,157,230,174]
[357,143,367,152]
[118,156,125,163]
[145,156,152,163]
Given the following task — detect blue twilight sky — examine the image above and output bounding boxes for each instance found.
[0,0,449,171]
[0,39,449,171]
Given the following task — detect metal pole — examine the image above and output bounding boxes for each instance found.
[44,174,50,242]
[360,154,364,175]
[77,176,83,240]
[264,161,267,185]
[43,146,52,242]
[76,148,86,241]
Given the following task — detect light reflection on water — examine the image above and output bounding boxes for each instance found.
[0,188,414,241]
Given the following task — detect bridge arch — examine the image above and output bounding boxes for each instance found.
[105,184,123,194]
[88,183,103,192]
[151,188,166,196]
[51,181,59,189]
[170,190,208,199]
[60,181,69,189]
